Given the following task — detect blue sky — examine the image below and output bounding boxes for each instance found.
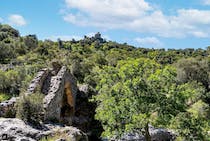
[1,0,210,49]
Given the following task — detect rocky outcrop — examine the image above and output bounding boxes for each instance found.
[0,118,88,141]
[0,97,17,117]
[150,126,176,141]
[116,125,176,141]
[78,84,89,98]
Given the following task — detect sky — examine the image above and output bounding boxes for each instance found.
[1,0,210,49]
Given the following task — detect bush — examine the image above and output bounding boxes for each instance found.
[0,92,11,102]
[16,92,44,124]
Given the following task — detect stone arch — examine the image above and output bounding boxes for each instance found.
[65,82,74,109]
[60,81,75,122]
[43,66,77,125]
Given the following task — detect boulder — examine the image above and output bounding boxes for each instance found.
[0,118,88,141]
[0,118,41,140]
[78,84,89,98]
[150,125,176,141]
[114,125,176,141]
[0,97,18,117]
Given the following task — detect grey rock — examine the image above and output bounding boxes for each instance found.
[78,84,89,94]
[55,139,66,141]
[0,118,41,140]
[0,97,18,117]
[116,125,176,141]
[78,84,89,98]
[119,132,144,141]
[16,137,37,141]
[150,127,176,141]
[0,118,88,141]
[26,68,49,95]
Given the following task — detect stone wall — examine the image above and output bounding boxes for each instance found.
[0,65,77,124]
[0,68,49,118]
[26,68,49,94]
[43,66,77,123]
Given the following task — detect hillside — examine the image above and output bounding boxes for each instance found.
[0,24,209,141]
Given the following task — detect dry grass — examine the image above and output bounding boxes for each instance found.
[39,131,72,141]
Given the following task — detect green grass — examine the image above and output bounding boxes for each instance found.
[0,93,11,102]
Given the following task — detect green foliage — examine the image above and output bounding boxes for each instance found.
[0,42,16,63]
[23,34,38,49]
[93,58,209,140]
[170,112,210,141]
[176,58,209,86]
[0,24,19,37]
[16,93,44,124]
[93,59,160,138]
[0,92,11,102]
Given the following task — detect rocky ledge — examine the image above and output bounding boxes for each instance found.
[0,118,88,141]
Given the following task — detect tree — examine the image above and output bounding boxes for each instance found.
[0,24,19,37]
[23,34,38,49]
[93,58,209,140]
[176,58,210,104]
[93,58,160,140]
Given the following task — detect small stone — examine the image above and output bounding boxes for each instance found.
[55,138,66,141]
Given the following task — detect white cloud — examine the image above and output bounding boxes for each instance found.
[48,35,83,41]
[203,0,210,5]
[65,0,152,18]
[135,37,162,48]
[190,31,208,38]
[62,0,210,38]
[63,0,152,29]
[8,14,27,26]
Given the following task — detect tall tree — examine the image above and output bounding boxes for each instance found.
[93,58,208,140]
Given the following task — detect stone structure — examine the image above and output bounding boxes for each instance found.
[82,32,105,45]
[0,65,77,125]
[43,66,77,124]
[26,68,49,94]
[115,125,176,141]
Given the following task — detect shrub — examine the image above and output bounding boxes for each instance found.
[0,92,11,102]
[16,92,44,124]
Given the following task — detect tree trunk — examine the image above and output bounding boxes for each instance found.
[144,123,151,141]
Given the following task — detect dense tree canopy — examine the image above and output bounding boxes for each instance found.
[92,59,209,140]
